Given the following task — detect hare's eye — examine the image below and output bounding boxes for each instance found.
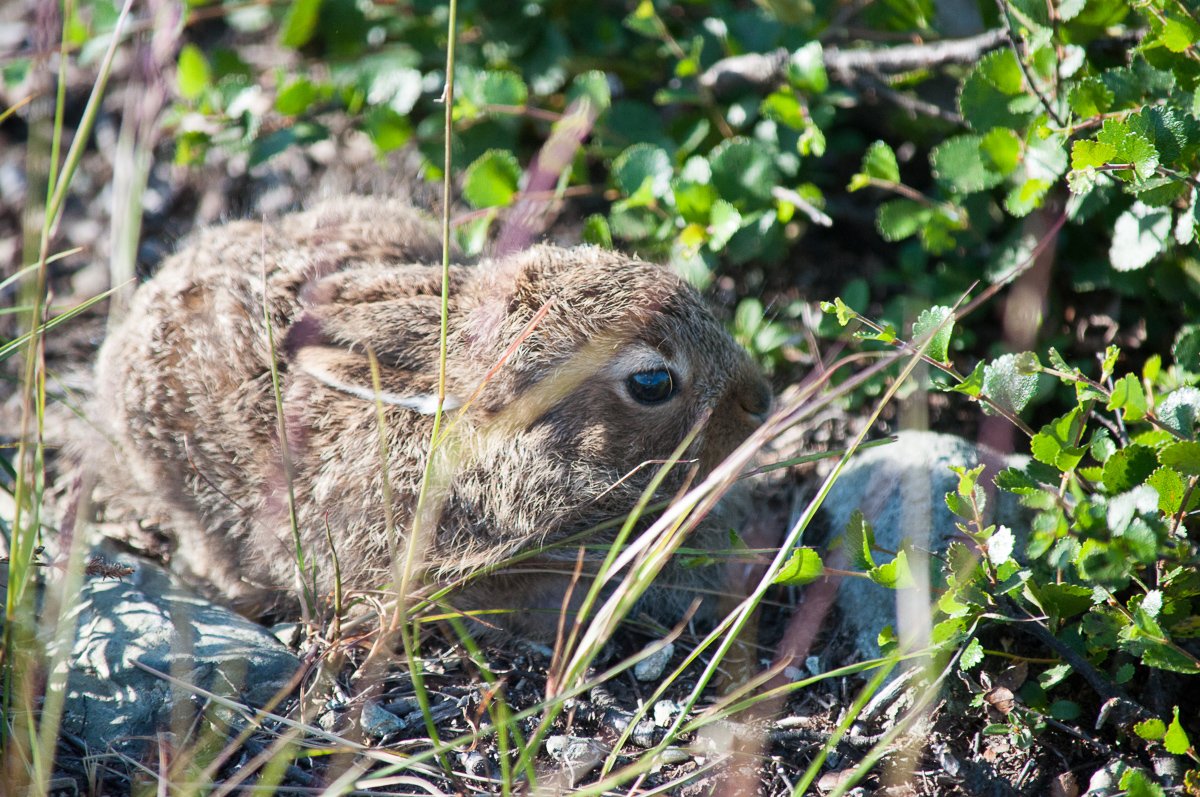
[626,369,675,405]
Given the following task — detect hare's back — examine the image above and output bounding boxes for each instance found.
[96,200,448,518]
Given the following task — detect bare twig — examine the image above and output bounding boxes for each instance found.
[699,29,1007,96]
[824,29,1007,82]
[993,0,1066,126]
[855,73,964,125]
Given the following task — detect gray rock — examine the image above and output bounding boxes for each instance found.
[633,640,674,682]
[545,735,609,786]
[54,551,300,756]
[816,431,1029,660]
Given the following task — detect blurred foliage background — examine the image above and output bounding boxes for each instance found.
[7,0,1200,409]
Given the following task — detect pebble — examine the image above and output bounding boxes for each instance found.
[360,699,406,739]
[631,720,658,748]
[633,641,675,682]
[459,750,492,779]
[657,746,692,765]
[545,735,609,786]
[653,699,681,727]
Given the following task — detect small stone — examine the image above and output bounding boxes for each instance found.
[631,720,658,748]
[271,622,302,647]
[545,735,608,786]
[633,641,675,682]
[657,747,692,765]
[602,707,634,734]
[360,699,406,739]
[459,750,492,779]
[653,699,680,727]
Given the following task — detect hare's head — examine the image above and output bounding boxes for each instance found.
[444,246,772,545]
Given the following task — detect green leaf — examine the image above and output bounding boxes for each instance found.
[949,361,986,398]
[1159,441,1200,477]
[623,0,659,37]
[869,549,914,589]
[1069,75,1114,118]
[932,135,1005,194]
[912,305,955,363]
[844,509,876,571]
[1091,429,1117,463]
[1071,140,1116,171]
[462,150,522,209]
[996,466,1043,496]
[672,179,717,223]
[279,0,323,48]
[1119,768,1166,797]
[1159,388,1200,438]
[1031,582,1093,621]
[1108,374,1148,422]
[1096,119,1159,181]
[176,44,211,101]
[786,41,827,94]
[363,107,411,153]
[567,70,612,113]
[860,140,899,183]
[366,65,422,115]
[876,199,927,242]
[1156,384,1200,436]
[761,91,806,130]
[774,546,824,586]
[958,50,1028,131]
[275,77,318,116]
[986,525,1015,567]
[1058,0,1086,19]
[1161,17,1200,54]
[248,122,327,167]
[960,637,984,670]
[710,138,780,206]
[820,297,856,326]
[1110,202,1172,272]
[981,128,1021,175]
[708,200,741,250]
[1039,662,1074,690]
[582,214,612,249]
[1102,345,1120,382]
[1031,408,1087,472]
[978,48,1024,94]
[1134,718,1167,742]
[1146,467,1185,515]
[612,143,672,200]
[1102,444,1159,493]
[1165,707,1192,755]
[982,352,1039,417]
[1173,326,1200,375]
[479,70,528,107]
[1049,700,1081,720]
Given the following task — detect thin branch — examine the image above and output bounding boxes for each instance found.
[993,0,1066,126]
[855,72,964,125]
[824,28,1007,81]
[699,29,1008,96]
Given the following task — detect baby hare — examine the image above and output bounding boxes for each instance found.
[91,198,772,638]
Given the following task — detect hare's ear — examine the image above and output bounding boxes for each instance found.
[283,312,462,415]
[298,264,446,308]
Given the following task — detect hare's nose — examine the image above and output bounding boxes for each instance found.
[740,380,773,424]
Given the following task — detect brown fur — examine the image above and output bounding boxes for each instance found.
[89,197,772,639]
